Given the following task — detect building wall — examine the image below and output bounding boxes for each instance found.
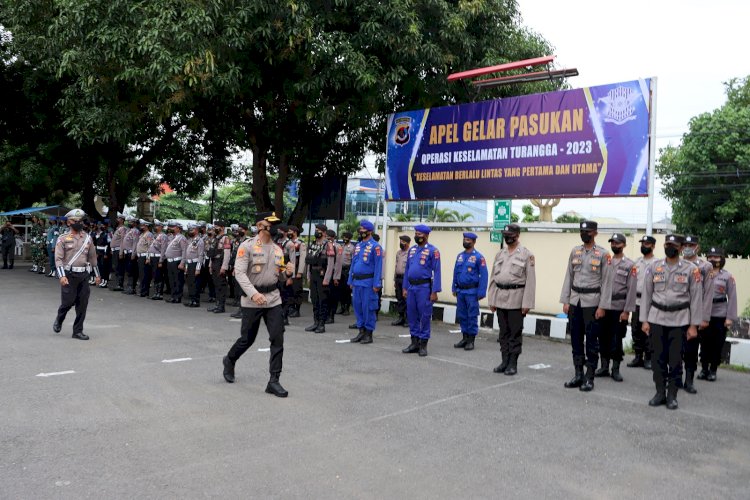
[382,229,749,316]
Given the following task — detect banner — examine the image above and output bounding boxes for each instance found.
[385,79,652,201]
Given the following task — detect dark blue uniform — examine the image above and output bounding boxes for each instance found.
[452,249,488,336]
[405,243,442,339]
[347,238,383,331]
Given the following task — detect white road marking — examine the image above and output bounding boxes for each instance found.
[335,339,350,343]
[85,324,121,329]
[398,334,411,338]
[229,318,241,322]
[161,358,192,363]
[257,348,270,352]
[448,329,461,333]
[36,370,75,377]
[528,363,552,370]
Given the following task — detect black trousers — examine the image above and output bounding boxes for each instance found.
[97,253,111,280]
[700,317,728,370]
[309,271,329,321]
[394,275,406,316]
[185,263,199,302]
[339,267,352,307]
[327,281,340,318]
[280,278,294,311]
[150,257,164,285]
[569,302,600,369]
[211,259,227,304]
[167,261,185,301]
[198,259,213,296]
[56,271,90,334]
[126,255,139,289]
[630,306,651,360]
[1,245,14,268]
[227,304,284,375]
[651,324,686,388]
[683,331,699,373]
[291,277,303,307]
[138,257,153,295]
[497,308,524,355]
[114,251,126,279]
[600,309,627,362]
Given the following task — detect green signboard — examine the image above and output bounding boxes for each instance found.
[490,231,504,243]
[493,200,511,230]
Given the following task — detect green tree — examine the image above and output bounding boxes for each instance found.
[154,193,203,221]
[338,212,361,235]
[555,213,584,223]
[511,212,520,223]
[521,204,539,223]
[657,77,750,256]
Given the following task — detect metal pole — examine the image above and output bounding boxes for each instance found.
[210,177,215,223]
[646,77,658,235]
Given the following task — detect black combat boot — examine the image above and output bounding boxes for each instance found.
[72,332,89,340]
[325,311,334,324]
[112,277,124,292]
[564,365,584,388]
[288,305,300,318]
[666,380,679,410]
[454,333,468,349]
[212,302,225,313]
[222,356,235,383]
[305,319,319,332]
[230,309,242,319]
[402,336,419,353]
[648,384,666,406]
[707,364,718,382]
[595,358,610,377]
[265,373,288,398]
[348,322,359,329]
[151,283,163,300]
[283,311,289,326]
[697,363,709,380]
[579,366,595,392]
[336,304,345,314]
[360,330,373,344]
[391,315,406,326]
[52,319,62,333]
[683,371,697,394]
[464,335,475,351]
[505,353,518,376]
[418,338,429,357]
[627,354,644,368]
[350,328,365,343]
[314,321,326,334]
[493,352,509,373]
[610,361,623,382]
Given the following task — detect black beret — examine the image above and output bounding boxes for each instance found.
[399,235,412,243]
[325,229,336,238]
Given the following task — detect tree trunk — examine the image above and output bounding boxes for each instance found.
[274,152,289,220]
[250,146,274,212]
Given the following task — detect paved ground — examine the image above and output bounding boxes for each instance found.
[1,265,749,499]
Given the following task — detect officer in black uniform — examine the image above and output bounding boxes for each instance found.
[305,224,335,333]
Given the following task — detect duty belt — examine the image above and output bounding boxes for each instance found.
[353,273,374,280]
[611,293,627,300]
[456,283,479,290]
[713,296,728,304]
[254,283,278,294]
[64,265,88,273]
[409,278,431,286]
[150,253,161,258]
[652,301,690,312]
[495,282,524,290]
[123,249,133,254]
[167,257,182,262]
[96,246,107,251]
[111,247,120,251]
[573,285,601,294]
[138,252,149,258]
[185,258,200,264]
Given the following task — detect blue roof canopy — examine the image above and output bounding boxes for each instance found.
[0,205,61,216]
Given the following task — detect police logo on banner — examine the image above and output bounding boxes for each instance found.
[598,86,639,125]
[394,117,412,146]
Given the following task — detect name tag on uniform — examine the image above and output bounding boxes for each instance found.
[591,259,601,266]
[572,258,582,265]
[653,273,665,283]
[675,273,688,284]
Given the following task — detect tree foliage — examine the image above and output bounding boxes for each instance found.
[657,77,750,256]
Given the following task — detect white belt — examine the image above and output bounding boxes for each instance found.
[111,247,120,251]
[123,250,133,254]
[65,266,88,273]
[138,252,150,257]
[96,246,107,250]
[185,258,199,264]
[167,257,182,262]
[150,253,161,258]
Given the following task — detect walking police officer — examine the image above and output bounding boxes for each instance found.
[642,234,703,410]
[699,247,737,382]
[222,212,292,397]
[52,209,100,340]
[348,220,383,344]
[391,235,411,326]
[561,220,610,392]
[402,224,442,357]
[452,232,488,351]
[489,223,536,375]
[305,224,335,333]
[628,235,657,370]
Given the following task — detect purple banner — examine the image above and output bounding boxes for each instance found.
[385,79,652,201]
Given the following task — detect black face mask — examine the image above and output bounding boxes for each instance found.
[400,243,408,250]
[580,232,593,244]
[640,245,652,256]
[129,223,136,228]
[71,223,83,232]
[140,227,146,233]
[664,246,679,258]
[343,239,350,244]
[357,231,367,241]
[315,231,323,239]
[503,235,517,245]
[611,246,623,255]
[414,236,425,245]
[238,230,246,237]
[462,242,472,249]
[268,226,279,238]
[709,259,721,268]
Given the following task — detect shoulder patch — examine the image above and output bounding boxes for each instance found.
[692,267,702,283]
[631,266,637,277]
[529,255,535,266]
[606,254,612,264]
[237,247,245,258]
[375,246,381,256]
[434,250,440,260]
[480,257,486,266]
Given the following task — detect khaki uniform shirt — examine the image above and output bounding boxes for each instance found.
[148,232,168,256]
[218,234,232,271]
[634,255,655,307]
[332,241,343,281]
[341,242,355,267]
[642,258,703,327]
[163,233,187,263]
[136,230,154,256]
[395,248,408,277]
[560,244,611,308]
[703,268,738,321]
[54,231,98,277]
[184,236,205,271]
[488,244,536,310]
[291,238,307,277]
[235,236,289,308]
[110,225,126,250]
[600,255,637,312]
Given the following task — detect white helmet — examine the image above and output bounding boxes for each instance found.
[65,209,86,221]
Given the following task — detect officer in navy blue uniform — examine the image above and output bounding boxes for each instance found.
[347,220,383,344]
[402,224,442,357]
[452,232,488,351]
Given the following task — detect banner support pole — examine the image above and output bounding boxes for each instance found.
[646,77,658,236]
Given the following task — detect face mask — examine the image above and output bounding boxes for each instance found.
[358,232,367,241]
[71,223,83,232]
[238,230,246,237]
[400,243,408,250]
[414,236,425,245]
[640,245,652,256]
[268,226,279,238]
[709,259,721,268]
[580,232,592,244]
[129,223,135,228]
[665,246,679,258]
[503,235,517,245]
[140,227,146,232]
[611,246,623,255]
[343,239,350,244]
[315,231,323,239]
[287,233,294,239]
[462,242,472,249]
[682,247,696,258]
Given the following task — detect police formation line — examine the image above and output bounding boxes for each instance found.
[45,211,736,407]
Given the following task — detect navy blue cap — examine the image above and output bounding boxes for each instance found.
[414,224,431,234]
[463,232,478,240]
[359,220,374,231]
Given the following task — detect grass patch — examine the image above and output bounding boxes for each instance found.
[721,364,750,373]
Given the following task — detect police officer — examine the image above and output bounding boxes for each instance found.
[628,235,657,370]
[337,232,355,316]
[52,209,100,340]
[182,222,204,308]
[110,213,127,291]
[121,215,140,294]
[1,221,19,269]
[452,232,488,351]
[642,234,703,410]
[305,224,335,333]
[699,247,737,382]
[147,220,168,300]
[163,221,188,303]
[680,235,712,394]
[347,220,383,344]
[208,221,232,313]
[402,224,442,357]
[489,223,536,375]
[287,226,306,318]
[277,225,296,325]
[94,221,111,288]
[391,235,411,326]
[561,220,610,392]
[46,216,61,277]
[598,233,637,382]
[222,212,292,397]
[136,219,155,297]
[200,223,216,303]
[326,229,343,324]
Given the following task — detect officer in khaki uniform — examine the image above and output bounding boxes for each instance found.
[135,219,155,297]
[53,209,100,340]
[627,235,657,369]
[489,223,535,376]
[182,222,204,308]
[337,232,355,316]
[110,214,127,291]
[597,233,637,382]
[223,212,293,397]
[560,220,611,392]
[287,226,306,318]
[699,247,737,382]
[642,234,703,410]
[680,235,712,394]
[391,235,411,326]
